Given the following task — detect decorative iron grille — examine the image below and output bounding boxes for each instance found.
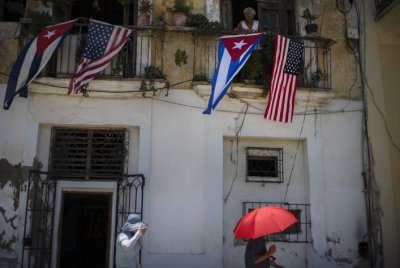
[243,202,312,243]
[21,170,57,268]
[115,174,145,267]
[49,127,129,179]
[34,23,164,78]
[21,171,145,268]
[246,147,283,183]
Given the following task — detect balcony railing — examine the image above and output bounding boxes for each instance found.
[34,24,164,79]
[193,34,335,90]
[19,22,334,91]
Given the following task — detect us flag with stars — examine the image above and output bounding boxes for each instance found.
[264,35,304,123]
[69,19,132,94]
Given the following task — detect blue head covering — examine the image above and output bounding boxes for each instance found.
[121,214,148,232]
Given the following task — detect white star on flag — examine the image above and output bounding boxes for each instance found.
[43,30,56,39]
[233,40,247,50]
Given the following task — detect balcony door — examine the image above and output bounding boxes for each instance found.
[221,0,295,35]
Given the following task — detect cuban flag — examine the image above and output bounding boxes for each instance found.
[203,33,264,115]
[3,19,78,110]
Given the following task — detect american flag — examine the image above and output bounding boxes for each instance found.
[68,19,132,94]
[264,35,304,123]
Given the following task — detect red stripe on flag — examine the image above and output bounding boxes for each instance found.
[68,21,132,94]
[264,35,300,123]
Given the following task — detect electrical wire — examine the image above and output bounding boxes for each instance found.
[224,102,249,203]
[350,34,400,154]
[364,78,400,154]
[283,88,312,203]
[1,72,364,117]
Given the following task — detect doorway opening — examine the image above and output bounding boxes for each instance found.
[231,0,258,29]
[59,192,112,268]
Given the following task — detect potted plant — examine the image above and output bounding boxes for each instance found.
[300,8,319,34]
[138,0,153,25]
[311,68,328,88]
[164,0,193,26]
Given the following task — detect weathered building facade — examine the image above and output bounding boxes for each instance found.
[0,0,398,267]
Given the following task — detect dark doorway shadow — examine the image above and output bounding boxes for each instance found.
[59,192,112,268]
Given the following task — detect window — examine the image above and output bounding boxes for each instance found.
[246,147,283,183]
[49,127,129,179]
[243,202,311,243]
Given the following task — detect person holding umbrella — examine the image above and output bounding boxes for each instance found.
[115,214,148,268]
[245,237,284,268]
[234,206,298,268]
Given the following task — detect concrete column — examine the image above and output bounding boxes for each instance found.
[306,136,327,254]
[204,124,223,267]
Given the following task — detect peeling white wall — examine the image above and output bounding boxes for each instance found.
[0,84,367,267]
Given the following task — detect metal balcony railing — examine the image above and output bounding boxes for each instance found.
[29,24,165,79]
[193,34,335,90]
[18,21,334,90]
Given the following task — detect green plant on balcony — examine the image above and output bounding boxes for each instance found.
[311,68,328,87]
[300,8,319,34]
[144,66,165,79]
[175,49,188,67]
[111,48,127,75]
[138,0,153,14]
[187,13,224,36]
[260,35,275,62]
[140,66,165,95]
[138,0,153,25]
[163,0,193,26]
[164,0,193,13]
[153,12,166,26]
[241,51,263,83]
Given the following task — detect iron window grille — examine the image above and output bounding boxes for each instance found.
[243,202,312,243]
[246,147,283,183]
[49,127,129,179]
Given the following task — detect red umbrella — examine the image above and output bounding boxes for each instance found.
[234,206,298,239]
